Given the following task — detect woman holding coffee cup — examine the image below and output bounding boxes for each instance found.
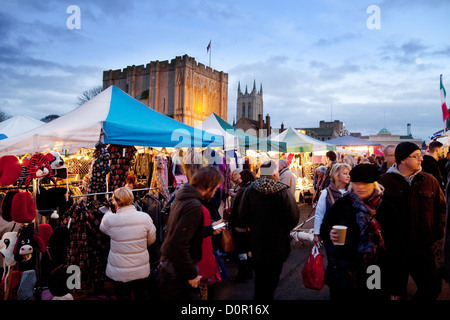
[320,163,387,300]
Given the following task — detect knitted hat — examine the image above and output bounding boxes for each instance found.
[395,142,421,164]
[1,190,19,222]
[0,155,22,186]
[24,152,56,187]
[10,192,36,223]
[38,224,53,247]
[350,163,380,183]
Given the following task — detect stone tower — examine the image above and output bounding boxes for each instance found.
[236,80,263,122]
[102,54,228,127]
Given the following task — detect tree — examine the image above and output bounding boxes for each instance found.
[0,110,10,122]
[76,85,103,106]
[41,114,60,123]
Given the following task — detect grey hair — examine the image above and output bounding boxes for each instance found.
[316,165,327,174]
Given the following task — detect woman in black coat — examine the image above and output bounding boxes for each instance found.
[229,169,255,282]
[320,163,388,300]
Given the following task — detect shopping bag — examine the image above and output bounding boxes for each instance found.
[301,244,325,290]
[220,228,234,253]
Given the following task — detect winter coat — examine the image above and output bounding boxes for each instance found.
[160,184,205,280]
[196,206,219,280]
[100,205,156,282]
[421,155,444,191]
[238,176,300,262]
[377,166,446,295]
[279,167,297,196]
[377,166,446,253]
[229,181,251,229]
[314,183,348,235]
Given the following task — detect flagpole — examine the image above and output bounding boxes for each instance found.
[442,74,447,136]
[209,40,211,68]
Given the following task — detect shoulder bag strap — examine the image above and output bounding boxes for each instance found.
[327,187,335,205]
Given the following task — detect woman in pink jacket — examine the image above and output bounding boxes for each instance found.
[100,187,156,300]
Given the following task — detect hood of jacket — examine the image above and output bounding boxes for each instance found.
[386,163,421,185]
[175,183,204,202]
[252,176,289,195]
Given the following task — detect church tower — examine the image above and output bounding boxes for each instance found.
[236,80,263,122]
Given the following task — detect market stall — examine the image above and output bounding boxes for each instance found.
[0,115,45,140]
[197,112,287,172]
[270,127,336,203]
[326,135,382,157]
[0,85,230,300]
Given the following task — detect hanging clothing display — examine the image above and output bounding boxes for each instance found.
[62,199,111,293]
[133,151,152,185]
[88,144,110,194]
[182,148,203,182]
[150,155,170,200]
[108,144,137,191]
[134,193,165,268]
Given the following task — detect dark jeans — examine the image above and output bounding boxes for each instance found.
[253,259,284,300]
[403,252,442,300]
[158,260,202,300]
[113,278,149,300]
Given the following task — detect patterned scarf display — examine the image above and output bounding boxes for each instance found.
[350,190,385,264]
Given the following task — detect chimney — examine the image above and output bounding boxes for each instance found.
[266,114,271,136]
[258,114,263,129]
[281,122,285,132]
[407,123,411,136]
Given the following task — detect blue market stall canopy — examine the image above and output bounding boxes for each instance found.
[326,135,382,147]
[0,85,223,156]
[198,113,287,152]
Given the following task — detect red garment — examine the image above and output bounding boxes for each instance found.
[196,206,219,280]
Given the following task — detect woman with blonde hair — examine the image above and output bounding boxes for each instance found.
[313,163,351,246]
[320,163,387,300]
[100,186,156,300]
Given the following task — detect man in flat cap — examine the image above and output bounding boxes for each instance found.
[376,142,446,300]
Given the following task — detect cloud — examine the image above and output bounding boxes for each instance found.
[314,33,360,47]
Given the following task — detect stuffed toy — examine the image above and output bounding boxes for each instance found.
[48,151,68,179]
[15,156,30,187]
[0,231,18,294]
[23,152,56,187]
[13,224,47,300]
[0,231,18,268]
[0,155,22,186]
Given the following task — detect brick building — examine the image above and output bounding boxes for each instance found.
[102,54,228,127]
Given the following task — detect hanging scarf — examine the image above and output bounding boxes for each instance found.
[350,189,385,264]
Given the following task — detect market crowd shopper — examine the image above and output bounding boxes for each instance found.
[237,160,300,300]
[377,142,446,300]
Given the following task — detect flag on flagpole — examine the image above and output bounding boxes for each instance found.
[441,74,449,122]
[207,40,211,53]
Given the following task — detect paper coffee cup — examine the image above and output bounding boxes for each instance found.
[332,225,347,245]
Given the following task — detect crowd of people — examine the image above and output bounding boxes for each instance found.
[11,139,446,301]
[84,139,450,301]
[315,141,449,300]
[101,140,450,301]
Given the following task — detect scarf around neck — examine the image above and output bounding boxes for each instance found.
[350,189,385,263]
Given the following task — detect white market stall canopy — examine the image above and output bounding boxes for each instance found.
[197,113,286,152]
[0,85,223,156]
[0,115,44,139]
[270,127,336,154]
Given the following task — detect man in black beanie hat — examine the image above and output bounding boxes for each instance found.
[377,141,446,300]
